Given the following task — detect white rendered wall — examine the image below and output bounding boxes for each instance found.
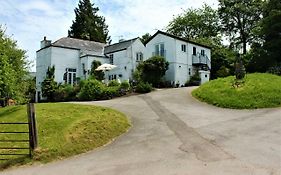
[145,34,176,83]
[107,39,146,82]
[51,47,80,84]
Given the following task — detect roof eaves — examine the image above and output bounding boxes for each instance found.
[144,30,212,49]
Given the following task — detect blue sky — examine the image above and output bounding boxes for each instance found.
[0,0,218,71]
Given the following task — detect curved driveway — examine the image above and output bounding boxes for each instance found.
[2,87,281,175]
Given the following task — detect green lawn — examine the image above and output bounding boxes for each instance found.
[0,103,130,169]
[192,73,281,109]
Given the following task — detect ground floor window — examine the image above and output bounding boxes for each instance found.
[63,68,77,85]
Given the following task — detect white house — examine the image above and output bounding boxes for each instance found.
[104,38,146,82]
[36,37,145,101]
[145,31,211,86]
[36,31,211,101]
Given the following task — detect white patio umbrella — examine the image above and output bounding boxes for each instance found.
[95,63,117,84]
[95,63,117,71]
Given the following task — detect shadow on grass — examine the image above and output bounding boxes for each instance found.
[0,106,22,119]
[0,155,31,170]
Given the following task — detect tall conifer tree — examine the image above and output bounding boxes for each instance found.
[68,0,110,43]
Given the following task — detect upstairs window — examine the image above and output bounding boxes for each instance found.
[193,47,196,55]
[201,50,205,56]
[155,43,165,57]
[181,44,186,52]
[136,52,143,62]
[109,54,114,64]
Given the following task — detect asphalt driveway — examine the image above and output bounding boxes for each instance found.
[2,87,281,175]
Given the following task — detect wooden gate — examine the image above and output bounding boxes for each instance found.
[0,103,37,161]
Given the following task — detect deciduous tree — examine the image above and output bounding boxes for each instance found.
[218,0,263,55]
[0,26,28,105]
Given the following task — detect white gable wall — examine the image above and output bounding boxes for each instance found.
[51,47,80,84]
[107,39,146,82]
[36,47,52,96]
[145,34,177,83]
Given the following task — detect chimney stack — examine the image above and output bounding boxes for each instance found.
[40,36,51,48]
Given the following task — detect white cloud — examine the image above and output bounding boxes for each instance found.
[0,0,218,72]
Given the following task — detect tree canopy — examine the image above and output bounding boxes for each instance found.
[261,0,281,64]
[68,0,110,43]
[0,26,29,104]
[167,4,220,41]
[218,0,263,55]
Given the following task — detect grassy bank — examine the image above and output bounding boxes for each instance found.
[0,103,130,169]
[192,73,281,109]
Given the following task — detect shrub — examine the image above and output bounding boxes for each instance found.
[54,84,79,102]
[135,82,152,93]
[108,80,120,87]
[185,72,201,86]
[102,86,120,99]
[78,79,105,100]
[267,64,281,76]
[120,81,130,91]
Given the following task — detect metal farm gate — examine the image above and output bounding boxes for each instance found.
[0,103,37,161]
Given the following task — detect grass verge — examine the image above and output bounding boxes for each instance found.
[192,73,281,109]
[0,103,130,169]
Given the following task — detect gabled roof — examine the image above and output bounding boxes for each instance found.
[52,37,106,54]
[104,38,139,54]
[144,30,211,49]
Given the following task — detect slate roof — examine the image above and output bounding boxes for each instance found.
[52,37,106,57]
[144,30,211,49]
[104,38,138,54]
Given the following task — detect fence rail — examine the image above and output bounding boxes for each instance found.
[0,103,37,161]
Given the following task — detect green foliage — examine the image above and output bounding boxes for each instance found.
[120,81,130,91]
[54,84,79,102]
[167,4,219,40]
[218,0,263,54]
[192,73,281,109]
[68,0,110,43]
[140,33,151,44]
[135,82,152,93]
[260,0,281,65]
[0,26,28,104]
[108,80,120,87]
[78,79,104,100]
[216,66,230,78]
[41,66,58,102]
[0,103,130,168]
[267,64,281,76]
[90,60,104,81]
[136,56,169,87]
[185,71,201,86]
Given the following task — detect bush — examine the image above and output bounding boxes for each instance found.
[135,82,152,93]
[78,79,105,100]
[108,80,120,87]
[267,64,281,76]
[54,84,79,102]
[120,81,130,91]
[102,86,120,99]
[185,72,201,86]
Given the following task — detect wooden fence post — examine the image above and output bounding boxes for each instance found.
[27,103,38,154]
